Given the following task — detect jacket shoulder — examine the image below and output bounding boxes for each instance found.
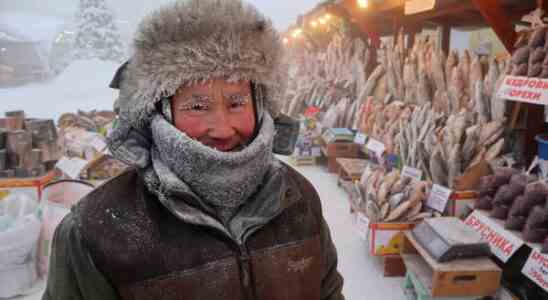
[72,168,156,252]
[279,160,323,215]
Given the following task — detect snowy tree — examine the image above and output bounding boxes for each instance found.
[73,0,125,62]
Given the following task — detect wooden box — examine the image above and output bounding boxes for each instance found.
[336,158,369,183]
[323,141,360,158]
[401,231,502,298]
[383,255,407,277]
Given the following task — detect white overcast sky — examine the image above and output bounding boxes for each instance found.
[0,0,318,31]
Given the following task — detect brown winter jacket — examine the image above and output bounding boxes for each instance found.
[42,162,344,300]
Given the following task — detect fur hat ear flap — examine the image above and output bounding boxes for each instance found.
[109,60,129,89]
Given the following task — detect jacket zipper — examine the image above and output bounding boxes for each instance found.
[238,244,256,300]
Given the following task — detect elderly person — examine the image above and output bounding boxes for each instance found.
[43,1,344,299]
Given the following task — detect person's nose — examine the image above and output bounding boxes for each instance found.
[208,109,236,140]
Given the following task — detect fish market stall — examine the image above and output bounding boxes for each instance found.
[285,0,548,298]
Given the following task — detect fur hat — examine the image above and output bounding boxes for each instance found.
[118,0,287,129]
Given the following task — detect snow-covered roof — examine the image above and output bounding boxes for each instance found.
[0,13,65,43]
[0,31,23,42]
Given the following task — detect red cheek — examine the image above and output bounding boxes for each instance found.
[174,116,209,139]
[237,111,256,142]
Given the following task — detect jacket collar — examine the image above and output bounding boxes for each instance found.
[149,160,301,245]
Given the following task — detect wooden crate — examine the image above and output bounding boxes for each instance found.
[403,270,480,300]
[383,255,407,277]
[401,231,502,298]
[336,158,368,184]
[319,138,362,174]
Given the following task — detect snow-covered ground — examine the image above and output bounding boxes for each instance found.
[285,161,405,300]
[1,59,119,120]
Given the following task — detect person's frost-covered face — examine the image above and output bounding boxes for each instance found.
[171,79,256,152]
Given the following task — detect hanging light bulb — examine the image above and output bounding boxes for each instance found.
[357,0,369,8]
[283,37,289,44]
[310,20,318,28]
[291,28,303,38]
[324,13,332,20]
[319,17,327,25]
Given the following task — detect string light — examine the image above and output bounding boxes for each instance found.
[319,18,327,25]
[283,37,289,44]
[324,13,332,20]
[357,0,369,8]
[310,20,318,28]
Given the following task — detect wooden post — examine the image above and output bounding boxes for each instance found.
[441,24,451,54]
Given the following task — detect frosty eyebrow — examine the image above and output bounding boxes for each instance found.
[178,94,213,104]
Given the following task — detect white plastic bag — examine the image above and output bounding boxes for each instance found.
[38,180,94,277]
[0,192,41,298]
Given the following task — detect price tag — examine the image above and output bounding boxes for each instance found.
[311,147,321,157]
[464,210,524,262]
[540,159,548,181]
[426,184,452,213]
[522,249,548,292]
[497,76,548,106]
[354,132,368,145]
[354,212,370,241]
[55,157,89,179]
[402,166,422,181]
[366,138,385,157]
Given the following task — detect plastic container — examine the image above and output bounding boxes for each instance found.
[38,179,94,277]
[536,134,548,161]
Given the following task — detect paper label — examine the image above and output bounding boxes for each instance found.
[522,249,548,292]
[354,132,368,145]
[540,159,548,181]
[311,147,321,157]
[366,138,385,157]
[402,166,423,180]
[354,212,370,241]
[497,76,548,106]
[89,136,107,152]
[55,157,88,179]
[426,184,452,212]
[464,210,524,262]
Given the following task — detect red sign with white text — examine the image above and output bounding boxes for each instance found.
[522,249,548,292]
[497,76,548,106]
[464,211,524,262]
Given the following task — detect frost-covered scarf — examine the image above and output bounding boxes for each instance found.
[145,112,274,220]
